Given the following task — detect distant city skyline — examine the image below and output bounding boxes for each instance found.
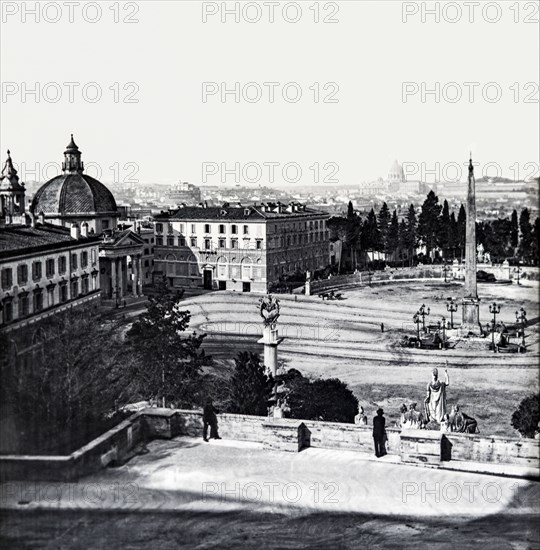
[1,2,538,187]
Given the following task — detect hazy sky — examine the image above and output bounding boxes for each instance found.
[1,1,538,187]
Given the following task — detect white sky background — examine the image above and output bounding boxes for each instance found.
[0,0,538,187]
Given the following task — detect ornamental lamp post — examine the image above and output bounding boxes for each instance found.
[516,307,527,347]
[446,297,458,329]
[514,262,522,286]
[418,303,430,332]
[489,302,501,353]
[437,316,447,349]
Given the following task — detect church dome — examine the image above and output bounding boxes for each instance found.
[31,136,118,217]
[388,160,405,183]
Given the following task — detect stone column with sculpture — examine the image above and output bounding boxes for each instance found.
[257,294,284,377]
[305,270,311,296]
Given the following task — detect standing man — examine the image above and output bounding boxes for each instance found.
[372,408,386,457]
[203,398,221,442]
[424,364,450,423]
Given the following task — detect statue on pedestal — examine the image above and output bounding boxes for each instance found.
[424,365,450,423]
[477,243,485,263]
[258,294,280,329]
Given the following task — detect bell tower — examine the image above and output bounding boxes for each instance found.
[62,134,85,174]
[0,150,26,221]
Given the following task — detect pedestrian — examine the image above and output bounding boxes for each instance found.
[381,322,384,333]
[202,398,221,442]
[372,408,386,457]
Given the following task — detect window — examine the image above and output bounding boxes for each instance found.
[71,280,78,297]
[82,277,89,294]
[47,287,54,307]
[19,295,29,317]
[3,300,13,323]
[59,256,67,274]
[168,223,173,234]
[167,236,175,246]
[81,251,88,268]
[179,223,184,233]
[219,224,225,234]
[219,238,226,248]
[231,239,238,249]
[204,224,211,234]
[156,236,163,246]
[191,224,196,233]
[45,259,55,277]
[33,289,43,312]
[60,284,68,303]
[17,264,28,285]
[204,239,211,250]
[91,249,97,265]
[102,219,110,230]
[256,240,262,250]
[243,225,249,235]
[179,237,185,246]
[156,223,163,233]
[231,225,237,234]
[32,261,42,281]
[71,253,78,270]
[190,237,197,247]
[1,268,13,289]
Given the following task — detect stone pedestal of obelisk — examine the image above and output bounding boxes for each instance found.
[258,326,284,376]
[461,156,482,336]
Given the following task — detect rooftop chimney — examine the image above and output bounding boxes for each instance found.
[70,222,80,239]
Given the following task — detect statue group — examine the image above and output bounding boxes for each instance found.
[399,365,479,434]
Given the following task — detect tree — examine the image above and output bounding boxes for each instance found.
[510,209,519,251]
[228,352,273,416]
[417,191,441,260]
[438,200,451,258]
[403,204,417,265]
[511,394,540,438]
[377,202,391,255]
[347,200,355,220]
[284,372,358,423]
[448,211,458,259]
[126,276,209,408]
[457,204,466,260]
[361,208,382,256]
[532,217,540,265]
[387,210,400,260]
[327,216,361,273]
[0,307,131,454]
[518,208,533,261]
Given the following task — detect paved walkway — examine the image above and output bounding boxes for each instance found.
[1,437,538,517]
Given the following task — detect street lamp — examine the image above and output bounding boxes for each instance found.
[413,312,421,340]
[513,262,523,286]
[442,262,450,283]
[437,316,447,349]
[446,298,458,329]
[516,307,527,347]
[489,302,501,353]
[418,304,430,332]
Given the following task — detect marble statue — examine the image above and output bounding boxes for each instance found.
[424,365,450,423]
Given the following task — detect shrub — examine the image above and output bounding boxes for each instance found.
[511,394,540,438]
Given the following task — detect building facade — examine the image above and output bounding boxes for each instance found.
[153,202,329,293]
[30,136,145,305]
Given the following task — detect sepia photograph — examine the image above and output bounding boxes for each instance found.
[0,1,539,548]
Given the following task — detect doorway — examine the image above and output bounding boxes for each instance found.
[218,280,226,291]
[203,270,213,290]
[242,282,251,293]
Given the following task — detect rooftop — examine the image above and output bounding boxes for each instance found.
[155,202,328,221]
[0,223,99,258]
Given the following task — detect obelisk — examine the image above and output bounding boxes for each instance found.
[461,156,482,335]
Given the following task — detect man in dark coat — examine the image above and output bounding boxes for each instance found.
[372,408,386,457]
[203,398,221,442]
